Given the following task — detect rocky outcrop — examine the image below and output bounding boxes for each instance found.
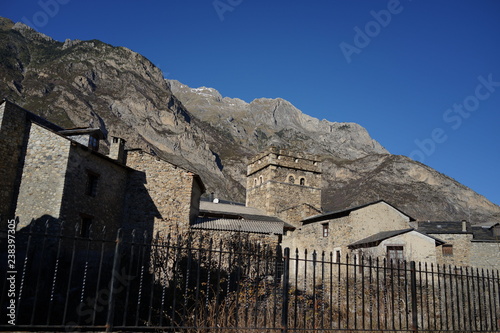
[1,16,499,222]
[322,154,500,222]
[168,79,387,160]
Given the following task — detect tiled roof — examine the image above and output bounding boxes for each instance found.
[192,218,285,235]
[348,228,444,249]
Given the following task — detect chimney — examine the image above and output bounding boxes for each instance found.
[462,219,467,232]
[109,136,126,164]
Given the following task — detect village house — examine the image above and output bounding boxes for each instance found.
[0,100,204,238]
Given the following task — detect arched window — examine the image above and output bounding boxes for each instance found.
[259,176,263,184]
[254,178,257,186]
[288,175,295,184]
[300,178,305,186]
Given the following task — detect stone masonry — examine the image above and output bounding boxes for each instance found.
[246,147,321,226]
[124,150,204,237]
[0,100,205,239]
[0,101,30,225]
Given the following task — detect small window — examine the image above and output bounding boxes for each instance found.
[259,176,263,184]
[387,246,404,262]
[336,250,341,263]
[299,178,305,186]
[322,224,329,237]
[288,175,295,184]
[442,244,453,256]
[254,178,257,186]
[80,216,93,238]
[89,135,99,151]
[86,171,99,197]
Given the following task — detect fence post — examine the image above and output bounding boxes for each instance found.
[106,229,123,332]
[281,247,290,333]
[410,261,418,333]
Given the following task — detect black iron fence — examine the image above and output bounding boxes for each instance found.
[0,224,499,332]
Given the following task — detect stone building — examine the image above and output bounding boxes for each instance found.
[2,99,497,269]
[0,100,204,238]
[246,147,322,228]
[282,200,419,261]
[196,147,499,270]
[416,221,500,270]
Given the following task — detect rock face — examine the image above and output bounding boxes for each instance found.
[168,79,387,160]
[1,16,499,222]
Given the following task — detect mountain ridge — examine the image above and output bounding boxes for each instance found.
[1,16,499,222]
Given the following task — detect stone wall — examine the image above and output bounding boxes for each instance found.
[125,150,202,237]
[283,202,411,259]
[58,144,129,238]
[349,202,411,239]
[0,101,29,226]
[428,233,473,268]
[246,148,322,222]
[359,231,438,264]
[15,123,71,229]
[278,204,321,229]
[470,242,500,271]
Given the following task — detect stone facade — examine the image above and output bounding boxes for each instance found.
[355,231,439,264]
[15,123,72,228]
[0,100,204,239]
[0,101,30,224]
[428,233,473,268]
[124,150,204,236]
[470,242,500,271]
[283,201,412,259]
[246,147,321,225]
[58,144,129,237]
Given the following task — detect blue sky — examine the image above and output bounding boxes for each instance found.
[2,1,500,207]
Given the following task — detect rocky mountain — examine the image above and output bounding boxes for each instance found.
[1,17,499,222]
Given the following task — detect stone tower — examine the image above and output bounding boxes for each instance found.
[246,147,322,226]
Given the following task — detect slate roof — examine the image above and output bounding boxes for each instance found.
[302,200,415,224]
[194,201,294,234]
[192,218,286,234]
[348,228,445,250]
[471,224,500,242]
[59,127,105,138]
[416,221,472,234]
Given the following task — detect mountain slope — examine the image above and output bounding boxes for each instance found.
[1,17,499,222]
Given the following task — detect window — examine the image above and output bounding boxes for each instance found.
[299,178,305,186]
[387,246,404,262]
[322,223,329,237]
[88,135,99,151]
[254,178,257,186]
[288,175,295,184]
[442,244,453,256]
[85,171,99,197]
[80,215,93,238]
[335,249,341,263]
[259,176,263,185]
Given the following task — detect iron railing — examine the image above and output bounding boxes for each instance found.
[0,224,499,332]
